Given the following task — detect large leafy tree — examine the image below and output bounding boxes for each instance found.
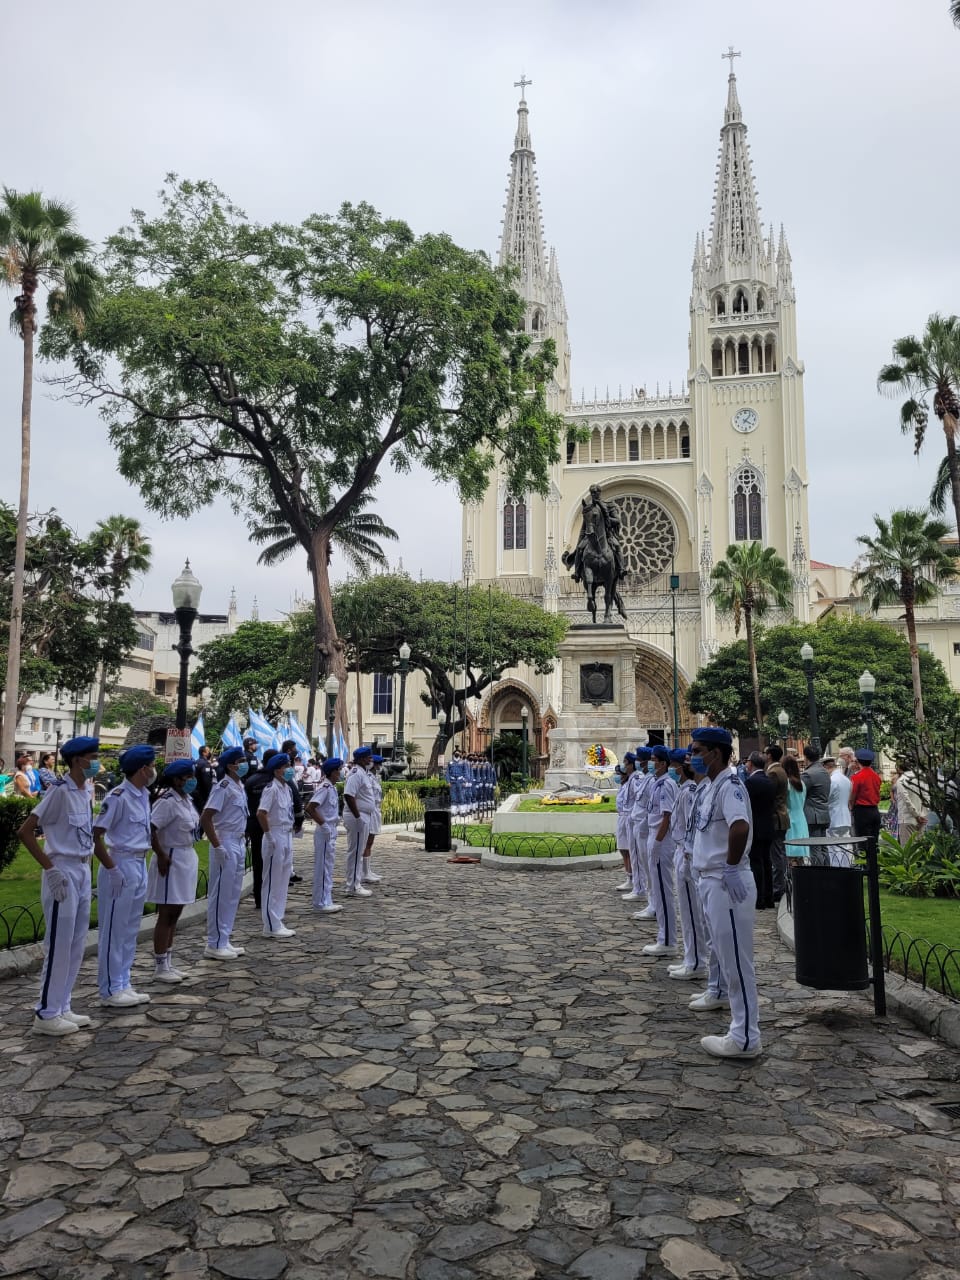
[330,575,568,769]
[878,314,960,538]
[53,178,563,736]
[952,1,960,28]
[0,190,99,763]
[190,618,313,726]
[88,515,152,736]
[689,615,960,748]
[101,688,172,729]
[853,509,957,722]
[710,542,792,743]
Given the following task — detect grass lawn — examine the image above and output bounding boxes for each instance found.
[870,890,960,999]
[517,796,617,813]
[0,841,213,947]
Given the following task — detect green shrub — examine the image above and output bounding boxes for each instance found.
[880,780,892,803]
[0,795,39,875]
[380,788,425,825]
[876,827,960,899]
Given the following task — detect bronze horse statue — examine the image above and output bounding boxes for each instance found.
[568,500,627,625]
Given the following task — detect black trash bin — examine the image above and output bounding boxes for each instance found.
[792,864,869,990]
[424,809,452,853]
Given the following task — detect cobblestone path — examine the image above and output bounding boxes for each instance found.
[1,836,959,1280]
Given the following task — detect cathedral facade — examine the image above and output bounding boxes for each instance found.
[461,63,811,761]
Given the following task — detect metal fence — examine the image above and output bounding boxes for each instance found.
[873,926,960,1002]
[450,821,617,859]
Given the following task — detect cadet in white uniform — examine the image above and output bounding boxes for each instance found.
[307,756,343,913]
[642,745,679,956]
[689,726,761,1059]
[147,760,200,983]
[94,744,157,1009]
[667,750,708,981]
[18,736,113,1036]
[362,755,384,884]
[626,746,654,913]
[614,754,637,891]
[258,752,296,937]
[201,747,249,959]
[343,746,375,896]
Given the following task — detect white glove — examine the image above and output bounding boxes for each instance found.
[104,865,125,897]
[722,862,752,904]
[43,867,69,903]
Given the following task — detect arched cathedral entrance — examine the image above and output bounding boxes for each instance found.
[635,645,693,747]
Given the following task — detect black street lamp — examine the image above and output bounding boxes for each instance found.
[859,669,876,752]
[777,708,789,744]
[800,642,821,753]
[394,641,411,771]
[520,705,529,782]
[324,673,339,760]
[171,560,202,731]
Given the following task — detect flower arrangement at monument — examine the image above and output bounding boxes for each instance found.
[541,792,604,806]
[584,744,618,777]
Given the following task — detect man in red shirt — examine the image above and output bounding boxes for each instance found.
[849,748,881,851]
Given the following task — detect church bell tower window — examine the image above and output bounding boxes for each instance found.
[733,465,763,542]
[503,497,527,551]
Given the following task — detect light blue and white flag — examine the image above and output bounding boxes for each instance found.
[247,708,277,758]
[338,728,349,761]
[190,714,205,760]
[316,734,327,756]
[288,712,313,762]
[222,716,243,749]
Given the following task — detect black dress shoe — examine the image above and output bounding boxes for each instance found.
[289,873,303,884]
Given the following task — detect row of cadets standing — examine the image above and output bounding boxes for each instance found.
[445,749,468,815]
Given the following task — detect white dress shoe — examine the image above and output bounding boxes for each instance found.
[262,925,296,938]
[362,870,382,883]
[154,967,184,984]
[32,1014,79,1036]
[346,886,373,898]
[615,879,633,892]
[642,942,677,957]
[204,945,240,961]
[101,990,141,1008]
[667,966,701,980]
[634,906,658,920]
[688,992,731,1011]
[61,1010,92,1027]
[701,1033,762,1059]
[621,891,643,902]
[225,943,245,956]
[123,988,151,1005]
[316,904,344,913]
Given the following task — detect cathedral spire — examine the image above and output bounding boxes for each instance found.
[499,78,547,289]
[707,50,764,273]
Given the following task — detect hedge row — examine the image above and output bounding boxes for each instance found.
[0,795,39,875]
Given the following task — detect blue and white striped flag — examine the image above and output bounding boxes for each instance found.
[247,708,277,758]
[288,712,313,762]
[222,716,243,749]
[338,728,349,761]
[316,735,327,756]
[190,714,205,760]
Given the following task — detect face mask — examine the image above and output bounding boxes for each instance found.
[669,767,681,783]
[690,753,708,775]
[646,761,656,774]
[144,767,158,786]
[235,762,249,778]
[283,767,295,782]
[82,760,101,778]
[182,777,198,795]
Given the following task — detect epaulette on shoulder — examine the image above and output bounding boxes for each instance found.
[110,785,125,796]
[53,776,68,788]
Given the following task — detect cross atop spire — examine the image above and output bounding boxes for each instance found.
[514,73,532,102]
[722,45,741,71]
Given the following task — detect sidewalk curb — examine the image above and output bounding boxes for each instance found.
[776,899,960,1050]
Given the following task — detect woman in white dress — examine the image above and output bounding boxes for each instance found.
[147,759,200,983]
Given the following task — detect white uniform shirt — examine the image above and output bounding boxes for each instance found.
[616,771,635,814]
[691,771,754,875]
[344,767,377,817]
[33,776,94,858]
[310,777,340,825]
[151,790,199,851]
[828,770,852,828]
[258,777,294,833]
[203,775,249,839]
[630,771,653,829]
[670,779,698,848]
[646,772,679,835]
[94,778,152,851]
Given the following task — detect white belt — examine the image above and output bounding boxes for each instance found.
[113,848,149,859]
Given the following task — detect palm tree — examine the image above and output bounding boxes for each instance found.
[88,516,152,736]
[952,1,960,28]
[878,314,960,541]
[0,191,98,765]
[853,509,957,722]
[710,542,793,743]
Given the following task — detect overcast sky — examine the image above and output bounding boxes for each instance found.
[4,0,958,620]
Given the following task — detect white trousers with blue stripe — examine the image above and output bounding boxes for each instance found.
[97,854,148,997]
[698,873,760,1051]
[207,835,245,948]
[261,829,293,932]
[675,846,707,972]
[628,822,649,895]
[343,813,370,892]
[35,856,91,1019]
[312,824,337,907]
[646,831,678,947]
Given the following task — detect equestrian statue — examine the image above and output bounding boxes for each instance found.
[562,484,628,624]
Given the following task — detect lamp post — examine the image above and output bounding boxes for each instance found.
[777,708,789,745]
[436,709,447,778]
[324,673,339,761]
[171,560,203,731]
[394,641,411,771]
[859,669,876,753]
[800,642,821,753]
[670,565,681,745]
[520,705,529,783]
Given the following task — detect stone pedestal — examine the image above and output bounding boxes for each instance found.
[543,624,644,790]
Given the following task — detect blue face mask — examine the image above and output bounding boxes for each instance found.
[82,760,101,778]
[647,760,656,774]
[668,767,681,783]
[283,767,295,782]
[235,762,249,778]
[182,777,198,795]
[690,753,708,774]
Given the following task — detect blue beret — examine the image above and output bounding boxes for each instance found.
[353,746,372,760]
[855,748,875,764]
[635,746,653,758]
[691,727,733,747]
[669,748,689,763]
[371,754,384,764]
[623,751,637,763]
[321,757,343,775]
[119,744,156,774]
[265,752,290,773]
[61,736,99,761]
[163,760,195,780]
[652,745,670,762]
[220,747,244,767]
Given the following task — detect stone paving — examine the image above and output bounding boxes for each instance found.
[1,834,959,1280]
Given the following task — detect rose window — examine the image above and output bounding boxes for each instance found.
[607,495,677,577]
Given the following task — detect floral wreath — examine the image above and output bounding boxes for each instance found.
[584,743,618,776]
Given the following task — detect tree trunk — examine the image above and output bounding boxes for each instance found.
[309,529,347,739]
[354,649,363,751]
[1,314,34,765]
[92,663,109,738]
[903,598,925,723]
[944,418,960,542]
[744,603,764,745]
